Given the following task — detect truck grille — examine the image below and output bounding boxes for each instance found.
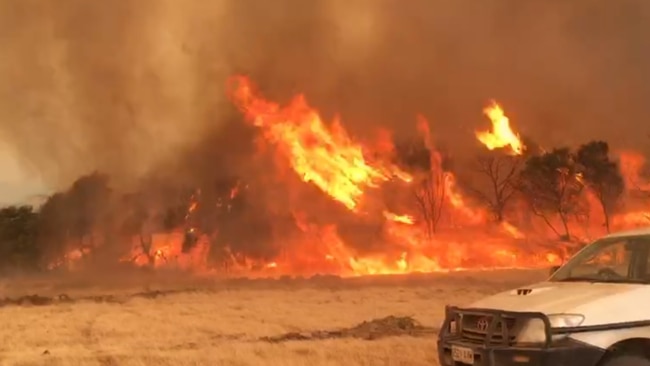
[459,314,518,345]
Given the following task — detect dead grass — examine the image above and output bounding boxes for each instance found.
[0,269,547,366]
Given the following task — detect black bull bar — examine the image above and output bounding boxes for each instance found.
[439,306,556,347]
[437,306,614,366]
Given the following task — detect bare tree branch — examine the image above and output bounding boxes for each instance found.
[469,154,521,222]
[414,169,446,238]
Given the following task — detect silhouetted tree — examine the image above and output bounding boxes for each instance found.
[117,192,155,265]
[0,205,40,271]
[518,148,584,240]
[468,153,522,222]
[66,172,112,246]
[37,172,113,265]
[37,192,71,261]
[415,169,447,237]
[396,138,448,237]
[575,140,625,232]
[119,193,148,238]
[209,180,276,261]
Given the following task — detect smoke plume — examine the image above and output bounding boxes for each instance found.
[1,0,649,193]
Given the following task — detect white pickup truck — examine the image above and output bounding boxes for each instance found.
[437,227,650,366]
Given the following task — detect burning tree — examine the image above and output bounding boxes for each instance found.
[470,101,526,222]
[36,192,71,262]
[62,172,112,251]
[396,121,449,237]
[118,191,162,267]
[414,159,447,238]
[575,140,624,233]
[518,148,584,241]
[468,153,522,222]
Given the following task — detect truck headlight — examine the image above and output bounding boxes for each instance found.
[516,314,585,343]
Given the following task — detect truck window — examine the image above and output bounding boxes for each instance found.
[549,236,650,283]
[570,239,630,277]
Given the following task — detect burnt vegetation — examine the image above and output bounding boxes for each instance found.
[0,138,630,273]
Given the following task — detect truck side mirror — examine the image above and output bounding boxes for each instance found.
[549,265,561,276]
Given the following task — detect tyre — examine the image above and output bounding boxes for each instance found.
[601,355,650,366]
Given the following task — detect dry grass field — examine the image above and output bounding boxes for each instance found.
[0,269,548,366]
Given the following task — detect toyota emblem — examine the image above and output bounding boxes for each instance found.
[476,318,490,332]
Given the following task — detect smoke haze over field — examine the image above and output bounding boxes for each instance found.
[1,0,650,196]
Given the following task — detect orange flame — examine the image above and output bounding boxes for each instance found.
[383,210,415,225]
[476,101,524,155]
[228,76,411,211]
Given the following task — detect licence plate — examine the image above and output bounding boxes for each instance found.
[451,345,475,364]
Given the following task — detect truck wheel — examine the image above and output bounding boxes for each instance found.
[601,355,650,366]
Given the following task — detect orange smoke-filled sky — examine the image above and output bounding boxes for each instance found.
[1,0,650,202]
[0,144,46,204]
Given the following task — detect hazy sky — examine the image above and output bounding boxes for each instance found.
[0,145,47,204]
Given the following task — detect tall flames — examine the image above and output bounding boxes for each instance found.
[51,77,650,277]
[228,76,412,211]
[476,101,524,155]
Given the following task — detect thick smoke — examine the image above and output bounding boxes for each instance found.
[1,0,650,193]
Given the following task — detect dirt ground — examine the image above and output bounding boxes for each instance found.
[0,269,548,366]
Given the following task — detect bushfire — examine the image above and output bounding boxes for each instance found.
[50,76,650,277]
